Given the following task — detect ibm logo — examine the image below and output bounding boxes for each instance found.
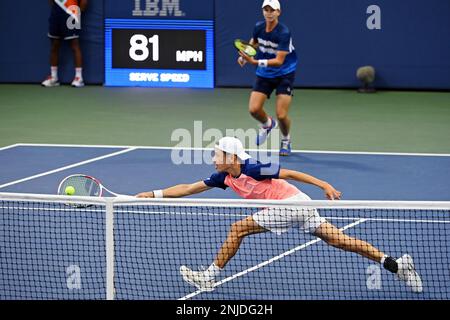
[132,0,185,17]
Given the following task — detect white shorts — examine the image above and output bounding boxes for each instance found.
[252,192,327,235]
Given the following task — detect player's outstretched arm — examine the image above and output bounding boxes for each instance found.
[136,181,211,198]
[279,169,342,200]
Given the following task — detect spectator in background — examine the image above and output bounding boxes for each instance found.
[42,0,88,88]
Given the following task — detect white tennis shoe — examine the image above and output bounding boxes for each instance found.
[256,117,278,146]
[71,77,85,88]
[180,265,215,292]
[41,76,60,87]
[396,254,423,293]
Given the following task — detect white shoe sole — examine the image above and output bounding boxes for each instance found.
[396,254,423,293]
[256,120,278,146]
[180,266,215,292]
[41,83,60,87]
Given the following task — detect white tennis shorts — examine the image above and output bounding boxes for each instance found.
[252,192,327,235]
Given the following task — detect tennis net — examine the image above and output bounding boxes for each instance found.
[0,192,449,300]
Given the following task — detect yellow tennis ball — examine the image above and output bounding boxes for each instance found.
[65,186,75,195]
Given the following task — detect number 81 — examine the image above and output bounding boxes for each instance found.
[129,34,159,62]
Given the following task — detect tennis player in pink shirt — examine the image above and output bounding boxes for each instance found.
[136,137,422,293]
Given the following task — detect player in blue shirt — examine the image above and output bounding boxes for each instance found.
[238,0,298,156]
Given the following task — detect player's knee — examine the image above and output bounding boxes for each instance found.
[71,43,79,51]
[229,222,240,237]
[70,39,80,50]
[249,105,262,117]
[51,42,61,52]
[276,111,289,121]
[229,221,247,239]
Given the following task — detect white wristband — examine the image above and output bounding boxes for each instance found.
[153,190,164,198]
[258,59,268,68]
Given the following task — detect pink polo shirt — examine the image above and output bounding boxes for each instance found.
[204,159,300,200]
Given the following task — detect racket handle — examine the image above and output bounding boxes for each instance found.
[238,56,247,66]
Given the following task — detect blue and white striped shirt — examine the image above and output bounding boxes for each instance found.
[252,21,298,78]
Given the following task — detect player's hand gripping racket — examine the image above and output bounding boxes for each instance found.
[57,174,134,199]
[234,39,257,57]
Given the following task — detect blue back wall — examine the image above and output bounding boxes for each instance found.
[215,0,450,89]
[0,0,104,84]
[0,0,449,89]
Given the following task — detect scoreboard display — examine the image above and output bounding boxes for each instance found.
[105,19,214,88]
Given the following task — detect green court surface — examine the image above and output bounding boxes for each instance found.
[0,84,449,153]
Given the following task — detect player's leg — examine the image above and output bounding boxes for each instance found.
[50,38,61,67]
[180,216,268,291]
[249,91,269,123]
[313,221,423,292]
[275,94,292,140]
[70,38,83,68]
[42,38,61,87]
[251,76,278,145]
[43,8,63,87]
[275,72,295,155]
[69,38,84,87]
[314,221,384,262]
[214,216,268,269]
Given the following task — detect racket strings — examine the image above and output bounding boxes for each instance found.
[59,176,101,197]
[235,40,257,57]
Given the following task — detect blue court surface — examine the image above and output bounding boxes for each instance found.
[1,144,449,299]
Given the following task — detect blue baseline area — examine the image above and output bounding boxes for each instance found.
[0,146,124,186]
[0,146,449,299]
[3,148,450,201]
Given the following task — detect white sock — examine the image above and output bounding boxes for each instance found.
[205,263,221,279]
[282,134,291,141]
[51,66,58,79]
[262,117,272,128]
[75,68,83,79]
[380,254,388,264]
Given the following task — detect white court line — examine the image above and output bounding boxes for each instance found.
[0,148,137,190]
[179,218,367,300]
[0,144,21,152]
[13,143,450,157]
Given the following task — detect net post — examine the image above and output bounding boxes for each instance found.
[105,198,115,300]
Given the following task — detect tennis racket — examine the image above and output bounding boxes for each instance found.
[57,174,132,198]
[234,39,257,57]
